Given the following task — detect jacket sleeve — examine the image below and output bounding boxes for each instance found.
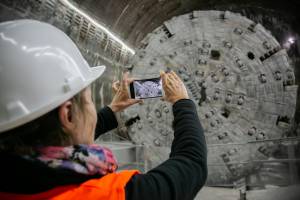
[94,106,118,139]
[125,99,207,200]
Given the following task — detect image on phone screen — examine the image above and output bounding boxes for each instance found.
[130,77,163,99]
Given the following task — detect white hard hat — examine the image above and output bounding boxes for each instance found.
[0,20,106,133]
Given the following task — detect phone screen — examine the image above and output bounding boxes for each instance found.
[130,77,163,99]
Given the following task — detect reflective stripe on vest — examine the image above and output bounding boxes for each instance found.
[0,170,139,200]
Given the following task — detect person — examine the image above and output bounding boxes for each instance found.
[0,20,207,200]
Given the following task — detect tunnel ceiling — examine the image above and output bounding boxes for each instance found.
[73,0,300,47]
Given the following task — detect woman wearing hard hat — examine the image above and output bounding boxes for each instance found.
[0,20,207,200]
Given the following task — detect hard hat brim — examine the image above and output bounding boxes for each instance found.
[86,65,106,86]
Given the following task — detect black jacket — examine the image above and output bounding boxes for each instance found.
[0,99,207,200]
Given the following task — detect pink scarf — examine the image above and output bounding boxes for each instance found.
[26,144,118,176]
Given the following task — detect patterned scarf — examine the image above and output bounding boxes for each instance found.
[25,144,118,176]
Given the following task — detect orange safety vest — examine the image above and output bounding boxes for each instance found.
[0,170,139,200]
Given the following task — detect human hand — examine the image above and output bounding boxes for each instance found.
[108,72,142,112]
[160,70,189,104]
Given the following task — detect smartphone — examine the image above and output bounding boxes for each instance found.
[130,77,163,99]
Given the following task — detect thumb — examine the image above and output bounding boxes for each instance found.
[128,99,143,106]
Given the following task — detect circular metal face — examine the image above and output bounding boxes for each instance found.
[125,11,297,185]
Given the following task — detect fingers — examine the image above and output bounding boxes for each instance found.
[160,71,166,80]
[160,70,166,77]
[160,70,168,87]
[121,71,129,88]
[168,73,177,83]
[127,78,136,84]
[164,72,178,91]
[171,71,181,81]
[167,71,180,83]
[139,99,144,105]
[128,99,143,106]
[162,78,168,91]
[121,71,137,86]
[123,71,129,81]
[112,81,120,93]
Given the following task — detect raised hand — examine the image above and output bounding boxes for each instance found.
[108,72,142,112]
[160,70,189,104]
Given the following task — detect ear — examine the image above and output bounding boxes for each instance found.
[58,100,75,132]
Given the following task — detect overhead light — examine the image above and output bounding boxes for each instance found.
[283,36,296,49]
[60,0,135,55]
[288,37,295,44]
